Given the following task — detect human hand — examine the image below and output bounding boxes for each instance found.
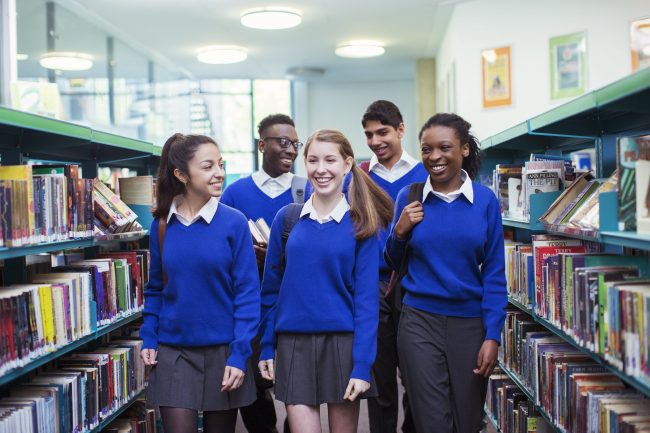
[394,202,424,240]
[344,378,370,401]
[258,359,275,381]
[254,243,267,268]
[473,340,498,377]
[141,349,158,366]
[222,366,245,391]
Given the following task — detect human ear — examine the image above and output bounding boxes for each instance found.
[462,142,470,158]
[173,168,188,185]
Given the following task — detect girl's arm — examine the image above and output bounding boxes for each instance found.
[351,235,380,382]
[140,218,164,350]
[481,193,508,343]
[259,206,286,361]
[228,214,262,372]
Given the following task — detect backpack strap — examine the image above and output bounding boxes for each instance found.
[158,217,168,286]
[359,160,371,174]
[290,176,308,204]
[407,181,425,204]
[281,203,304,270]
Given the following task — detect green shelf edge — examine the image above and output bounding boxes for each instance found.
[0,311,142,387]
[482,122,529,150]
[0,106,91,141]
[0,231,149,260]
[508,296,533,315]
[599,231,650,251]
[498,362,565,433]
[528,93,598,132]
[484,407,501,433]
[89,388,147,433]
[595,67,650,107]
[91,130,153,153]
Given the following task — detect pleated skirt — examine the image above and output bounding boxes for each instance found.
[147,344,256,411]
[274,332,378,405]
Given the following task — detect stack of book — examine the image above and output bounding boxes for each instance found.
[93,179,142,237]
[102,398,157,433]
[486,368,545,433]
[0,250,148,377]
[0,335,145,433]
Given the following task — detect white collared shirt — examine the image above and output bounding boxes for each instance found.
[300,194,350,224]
[369,150,419,182]
[422,169,474,204]
[167,195,219,226]
[251,169,294,198]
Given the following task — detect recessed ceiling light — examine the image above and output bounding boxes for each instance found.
[16,53,29,61]
[335,40,385,58]
[197,46,248,64]
[241,7,302,30]
[39,52,93,71]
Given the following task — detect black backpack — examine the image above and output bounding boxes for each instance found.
[385,181,425,310]
[280,203,304,270]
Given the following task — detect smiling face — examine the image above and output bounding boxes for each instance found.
[177,142,225,199]
[259,123,299,177]
[305,140,353,199]
[420,125,469,194]
[363,120,404,167]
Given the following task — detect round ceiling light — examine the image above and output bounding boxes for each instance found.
[39,52,93,71]
[16,53,29,61]
[335,40,385,58]
[197,46,248,64]
[240,7,302,30]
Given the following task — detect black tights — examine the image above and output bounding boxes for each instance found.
[160,406,237,433]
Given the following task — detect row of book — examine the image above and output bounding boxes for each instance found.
[492,154,573,222]
[0,164,143,248]
[101,398,156,433]
[0,333,145,433]
[501,309,650,433]
[0,250,149,377]
[486,368,546,433]
[504,234,650,382]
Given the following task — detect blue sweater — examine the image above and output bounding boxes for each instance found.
[369,163,429,281]
[385,182,507,343]
[140,205,260,371]
[260,207,379,382]
[221,176,294,225]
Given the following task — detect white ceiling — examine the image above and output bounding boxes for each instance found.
[16,0,463,82]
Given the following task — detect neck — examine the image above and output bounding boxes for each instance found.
[261,161,284,178]
[312,191,342,218]
[178,191,210,220]
[429,172,464,194]
[381,149,403,171]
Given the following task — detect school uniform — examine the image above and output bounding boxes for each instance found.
[260,195,379,405]
[141,196,260,411]
[385,171,508,433]
[220,170,297,225]
[365,152,427,433]
[221,169,298,433]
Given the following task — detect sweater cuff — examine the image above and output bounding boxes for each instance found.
[260,344,275,362]
[226,352,248,373]
[351,362,372,383]
[485,328,502,345]
[139,325,158,350]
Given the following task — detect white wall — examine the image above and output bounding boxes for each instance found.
[292,78,418,175]
[437,0,650,140]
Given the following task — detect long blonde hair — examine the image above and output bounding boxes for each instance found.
[304,129,394,240]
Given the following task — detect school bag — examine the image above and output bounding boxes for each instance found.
[385,181,425,310]
[280,203,304,270]
[290,175,308,204]
[158,218,168,286]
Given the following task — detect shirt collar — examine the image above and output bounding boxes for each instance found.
[369,150,419,172]
[167,195,219,224]
[252,169,294,189]
[300,194,350,223]
[422,169,474,203]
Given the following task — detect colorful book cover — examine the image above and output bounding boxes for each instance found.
[0,165,35,244]
[617,134,650,231]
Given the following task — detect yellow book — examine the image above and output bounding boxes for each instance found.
[38,284,55,348]
[0,165,34,244]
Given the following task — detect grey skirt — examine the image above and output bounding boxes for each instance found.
[147,344,256,411]
[274,333,378,405]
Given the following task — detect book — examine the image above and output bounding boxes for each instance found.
[617,134,650,231]
[0,165,35,245]
[636,160,650,235]
[118,176,154,206]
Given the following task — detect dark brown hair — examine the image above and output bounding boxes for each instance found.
[153,133,219,219]
[304,129,394,239]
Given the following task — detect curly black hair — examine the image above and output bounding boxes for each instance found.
[418,113,482,180]
[257,114,295,138]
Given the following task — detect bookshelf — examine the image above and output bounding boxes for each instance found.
[0,106,155,429]
[484,67,650,433]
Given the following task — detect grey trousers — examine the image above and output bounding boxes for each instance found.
[397,305,487,433]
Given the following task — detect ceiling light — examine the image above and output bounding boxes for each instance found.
[335,40,385,58]
[39,52,93,71]
[197,46,248,64]
[16,53,29,61]
[241,7,302,30]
